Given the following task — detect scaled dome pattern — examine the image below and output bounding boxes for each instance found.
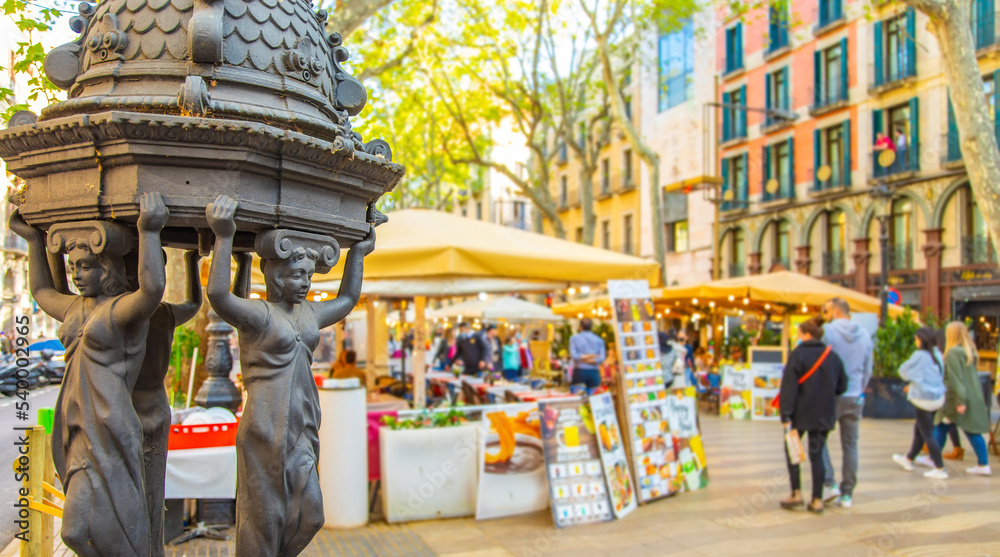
[43,0,371,145]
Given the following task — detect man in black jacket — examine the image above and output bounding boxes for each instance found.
[447,322,488,376]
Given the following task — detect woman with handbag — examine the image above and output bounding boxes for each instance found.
[779,317,848,514]
[891,327,948,479]
[933,322,992,476]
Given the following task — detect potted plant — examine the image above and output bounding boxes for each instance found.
[865,309,920,419]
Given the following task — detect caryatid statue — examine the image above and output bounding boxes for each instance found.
[205,195,375,556]
[9,193,169,556]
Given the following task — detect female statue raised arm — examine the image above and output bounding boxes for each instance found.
[205,195,374,556]
[9,192,169,557]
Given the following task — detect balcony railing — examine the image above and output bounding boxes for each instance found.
[762,177,794,202]
[888,242,913,270]
[870,150,915,180]
[823,250,846,275]
[728,263,746,278]
[813,160,850,192]
[503,217,529,231]
[721,117,747,142]
[811,87,848,112]
[962,235,997,265]
[869,53,916,91]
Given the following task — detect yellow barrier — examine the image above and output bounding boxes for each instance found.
[14,424,62,557]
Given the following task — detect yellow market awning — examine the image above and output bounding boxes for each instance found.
[251,209,661,289]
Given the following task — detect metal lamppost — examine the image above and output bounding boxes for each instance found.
[869,158,897,323]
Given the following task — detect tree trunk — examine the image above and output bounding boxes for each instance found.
[911,0,1000,261]
[594,35,667,284]
[578,162,597,245]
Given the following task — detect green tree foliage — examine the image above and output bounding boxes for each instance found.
[1,0,67,122]
[168,325,202,407]
[873,308,920,379]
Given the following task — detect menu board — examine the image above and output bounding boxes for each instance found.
[720,365,752,420]
[608,280,675,504]
[750,364,784,421]
[476,404,550,520]
[666,388,709,492]
[539,398,614,528]
[589,393,637,518]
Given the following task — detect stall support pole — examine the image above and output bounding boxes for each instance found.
[413,296,427,408]
[781,314,790,363]
[366,297,378,390]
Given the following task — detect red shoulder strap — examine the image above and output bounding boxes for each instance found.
[799,346,832,385]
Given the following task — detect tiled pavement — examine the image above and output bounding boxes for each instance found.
[13,415,999,556]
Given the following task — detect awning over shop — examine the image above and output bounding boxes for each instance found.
[430,297,562,324]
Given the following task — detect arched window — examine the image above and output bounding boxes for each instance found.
[730,228,745,277]
[773,220,790,269]
[890,198,913,269]
[961,186,994,264]
[824,210,846,275]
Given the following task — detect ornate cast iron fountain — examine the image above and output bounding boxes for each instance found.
[0,0,401,553]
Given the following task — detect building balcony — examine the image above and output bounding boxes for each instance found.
[888,242,914,270]
[868,57,916,94]
[728,263,746,278]
[761,178,794,203]
[721,120,747,144]
[809,88,849,116]
[962,235,997,265]
[823,250,846,276]
[869,151,916,182]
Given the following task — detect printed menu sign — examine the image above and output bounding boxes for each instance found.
[608,280,675,503]
[720,365,752,420]
[476,404,550,520]
[589,393,637,518]
[750,364,783,421]
[539,398,613,528]
[666,388,709,492]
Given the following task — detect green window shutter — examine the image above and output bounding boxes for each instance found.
[839,37,849,101]
[741,152,749,200]
[739,84,748,136]
[986,0,996,46]
[813,50,822,106]
[908,96,919,170]
[721,156,730,192]
[722,91,731,140]
[905,8,917,77]
[765,73,772,112]
[781,67,790,110]
[787,138,795,198]
[947,90,959,161]
[842,118,852,186]
[762,145,771,199]
[737,23,744,69]
[813,128,821,190]
[874,21,884,86]
[872,108,883,144]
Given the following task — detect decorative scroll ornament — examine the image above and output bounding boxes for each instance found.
[254,229,340,273]
[47,221,134,257]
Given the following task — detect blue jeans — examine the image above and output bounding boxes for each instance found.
[934,423,988,466]
[571,367,601,391]
[502,368,520,381]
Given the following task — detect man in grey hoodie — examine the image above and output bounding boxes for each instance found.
[819,297,873,508]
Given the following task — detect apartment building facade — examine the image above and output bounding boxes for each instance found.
[715,0,1000,355]
[543,10,717,286]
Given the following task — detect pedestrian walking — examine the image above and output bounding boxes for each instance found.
[934,322,992,476]
[484,324,502,373]
[891,327,948,479]
[819,297,874,508]
[502,335,522,381]
[779,317,848,514]
[447,322,489,376]
[569,318,606,391]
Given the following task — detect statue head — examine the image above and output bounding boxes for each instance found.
[261,247,319,304]
[66,240,131,298]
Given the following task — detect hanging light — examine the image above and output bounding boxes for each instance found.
[728,295,735,302]
[313,294,322,301]
[765,304,771,310]
[717,325,723,331]
[692,298,699,305]
[692,313,701,321]
[581,286,591,295]
[478,292,488,301]
[249,292,261,299]
[665,309,671,315]
[568,287,577,296]
[738,309,744,316]
[743,298,749,305]
[709,301,716,308]
[578,313,584,319]
[320,292,329,300]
